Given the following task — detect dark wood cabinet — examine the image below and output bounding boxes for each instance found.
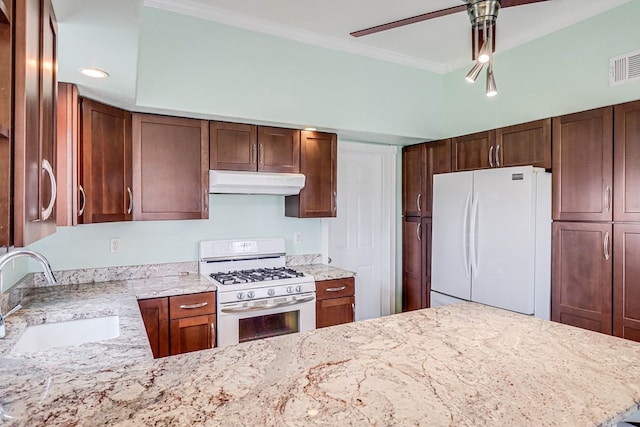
[402,143,425,217]
[552,107,613,222]
[80,98,132,224]
[614,101,640,223]
[285,130,337,218]
[138,297,169,358]
[495,118,551,169]
[402,217,431,311]
[132,114,209,221]
[614,224,640,342]
[425,139,451,217]
[210,121,300,173]
[169,292,216,355]
[55,82,79,226]
[452,131,493,172]
[12,0,58,246]
[316,277,355,328]
[0,0,11,247]
[551,222,612,335]
[138,292,216,358]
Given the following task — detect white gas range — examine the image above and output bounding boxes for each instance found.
[199,238,316,348]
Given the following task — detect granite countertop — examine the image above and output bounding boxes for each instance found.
[2,274,640,425]
[292,264,355,281]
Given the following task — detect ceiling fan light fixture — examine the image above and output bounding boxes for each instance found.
[477,41,491,64]
[465,61,484,83]
[486,66,498,97]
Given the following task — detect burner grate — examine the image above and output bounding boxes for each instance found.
[210,267,304,285]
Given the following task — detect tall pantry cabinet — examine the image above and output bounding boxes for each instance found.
[401,139,451,311]
[552,101,640,342]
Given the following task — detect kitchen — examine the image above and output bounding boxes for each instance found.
[2,0,640,425]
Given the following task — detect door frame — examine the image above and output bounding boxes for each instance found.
[322,140,397,317]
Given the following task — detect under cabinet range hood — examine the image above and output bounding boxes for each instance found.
[209,170,306,195]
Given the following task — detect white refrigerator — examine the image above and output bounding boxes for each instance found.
[430,166,551,320]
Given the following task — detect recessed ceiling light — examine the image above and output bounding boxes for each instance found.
[303,127,317,131]
[80,68,109,79]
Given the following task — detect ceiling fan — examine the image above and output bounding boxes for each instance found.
[350,0,551,96]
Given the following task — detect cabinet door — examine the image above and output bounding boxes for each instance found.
[452,131,494,172]
[80,99,132,223]
[495,118,551,169]
[12,0,58,246]
[552,107,613,221]
[402,143,425,217]
[402,216,424,312]
[56,82,79,226]
[422,217,432,309]
[138,298,169,358]
[209,121,257,171]
[257,126,300,173]
[614,224,640,342]
[425,139,451,217]
[170,314,216,355]
[285,131,337,218]
[551,222,612,334]
[614,100,640,222]
[0,0,11,246]
[132,114,209,221]
[316,296,355,329]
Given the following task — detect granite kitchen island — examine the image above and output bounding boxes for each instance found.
[1,276,640,426]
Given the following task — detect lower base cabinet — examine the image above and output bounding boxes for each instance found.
[316,278,355,328]
[138,291,216,358]
[614,224,640,341]
[402,217,431,311]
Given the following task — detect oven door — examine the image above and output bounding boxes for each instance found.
[217,292,316,347]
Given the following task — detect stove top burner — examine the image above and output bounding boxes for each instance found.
[210,267,305,285]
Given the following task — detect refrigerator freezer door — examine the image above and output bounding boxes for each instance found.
[471,166,537,314]
[431,171,473,300]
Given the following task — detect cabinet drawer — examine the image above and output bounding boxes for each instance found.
[169,292,216,320]
[316,278,354,301]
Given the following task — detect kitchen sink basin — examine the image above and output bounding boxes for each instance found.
[13,315,120,353]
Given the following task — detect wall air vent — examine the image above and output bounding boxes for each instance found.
[609,49,640,87]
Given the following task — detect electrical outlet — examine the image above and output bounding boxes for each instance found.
[294,232,302,244]
[110,238,121,253]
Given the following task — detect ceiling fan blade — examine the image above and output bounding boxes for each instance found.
[350,4,467,38]
[500,0,550,8]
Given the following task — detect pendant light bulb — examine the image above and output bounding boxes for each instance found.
[465,61,484,83]
[477,40,490,64]
[486,66,498,97]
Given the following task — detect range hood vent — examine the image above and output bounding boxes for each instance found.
[209,170,305,195]
[610,49,640,86]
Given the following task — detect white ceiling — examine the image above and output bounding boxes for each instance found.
[52,0,630,113]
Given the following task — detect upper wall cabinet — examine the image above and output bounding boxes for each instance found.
[209,121,300,173]
[425,139,451,218]
[552,107,613,222]
[56,82,79,226]
[12,0,58,246]
[285,130,337,218]
[614,100,640,222]
[452,131,493,172]
[402,143,425,217]
[80,98,132,224]
[132,114,209,221]
[0,0,11,247]
[495,118,551,169]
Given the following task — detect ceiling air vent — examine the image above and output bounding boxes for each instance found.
[609,49,640,87]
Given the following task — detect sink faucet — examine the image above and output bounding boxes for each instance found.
[0,249,56,338]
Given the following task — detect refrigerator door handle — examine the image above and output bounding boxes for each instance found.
[470,191,480,278]
[462,191,472,279]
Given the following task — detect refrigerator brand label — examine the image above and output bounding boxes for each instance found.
[511,173,524,181]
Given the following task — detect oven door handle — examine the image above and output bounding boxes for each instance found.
[220,295,315,313]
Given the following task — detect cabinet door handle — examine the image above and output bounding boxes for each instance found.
[259,143,264,165]
[352,302,355,320]
[333,191,337,214]
[251,143,257,164]
[604,232,610,261]
[417,222,422,241]
[41,159,57,221]
[416,193,422,212]
[127,187,133,214]
[211,322,216,349]
[495,144,501,167]
[489,146,494,168]
[325,286,346,292]
[604,186,611,213]
[179,302,208,309]
[78,185,86,216]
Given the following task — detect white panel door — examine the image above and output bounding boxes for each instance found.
[431,171,474,300]
[327,142,396,320]
[471,166,537,314]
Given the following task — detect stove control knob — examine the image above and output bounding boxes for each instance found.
[247,291,255,299]
[295,285,303,293]
[237,292,245,300]
[286,286,293,294]
[268,288,275,297]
